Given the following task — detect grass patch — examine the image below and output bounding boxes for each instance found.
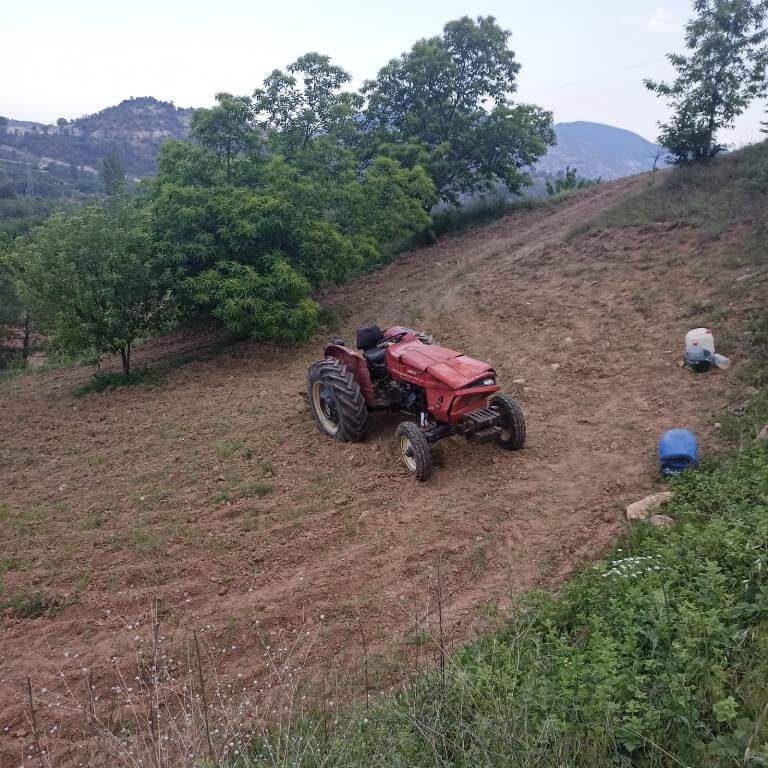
[0,556,30,574]
[216,440,247,458]
[432,190,577,237]
[1,589,50,619]
[245,442,768,767]
[72,368,155,397]
[241,482,273,499]
[572,140,768,255]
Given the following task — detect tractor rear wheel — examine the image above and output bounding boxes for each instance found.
[396,422,433,481]
[307,358,367,442]
[489,393,526,451]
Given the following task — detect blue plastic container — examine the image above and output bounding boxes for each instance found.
[659,429,698,475]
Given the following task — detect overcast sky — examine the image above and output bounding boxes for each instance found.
[2,0,765,145]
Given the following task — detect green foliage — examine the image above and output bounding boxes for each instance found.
[190,93,258,182]
[71,369,154,398]
[362,16,555,202]
[1,589,49,619]
[432,190,573,237]
[149,142,434,338]
[545,166,601,195]
[10,197,176,376]
[646,0,768,164]
[6,19,554,353]
[253,52,363,159]
[100,153,126,195]
[245,444,768,767]
[0,197,60,238]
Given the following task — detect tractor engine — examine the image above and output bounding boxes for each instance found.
[384,379,426,415]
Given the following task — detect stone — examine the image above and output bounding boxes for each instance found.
[650,514,675,527]
[550,363,560,370]
[756,424,768,442]
[626,491,673,521]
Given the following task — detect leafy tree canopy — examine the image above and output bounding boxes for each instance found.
[100,153,126,195]
[147,145,435,340]
[253,52,363,159]
[190,93,258,181]
[9,198,176,375]
[646,0,768,164]
[362,15,555,202]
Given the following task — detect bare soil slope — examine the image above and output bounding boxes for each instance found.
[0,175,757,762]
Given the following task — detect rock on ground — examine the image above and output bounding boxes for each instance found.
[626,491,673,521]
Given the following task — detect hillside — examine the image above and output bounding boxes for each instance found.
[540,120,665,180]
[0,97,193,198]
[1,98,663,203]
[1,139,766,763]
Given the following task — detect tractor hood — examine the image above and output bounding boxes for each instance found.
[390,341,495,389]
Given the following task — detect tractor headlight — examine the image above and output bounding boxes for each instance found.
[469,376,495,387]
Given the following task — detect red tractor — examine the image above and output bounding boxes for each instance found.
[306,324,525,480]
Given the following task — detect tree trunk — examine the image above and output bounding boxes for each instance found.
[119,344,131,378]
[21,312,30,366]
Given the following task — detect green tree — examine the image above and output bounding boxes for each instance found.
[147,144,435,339]
[646,0,768,164]
[253,52,363,159]
[0,235,29,365]
[190,93,257,182]
[362,16,555,203]
[10,198,176,377]
[545,166,600,195]
[100,153,126,195]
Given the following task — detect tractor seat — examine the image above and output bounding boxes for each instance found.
[363,346,386,365]
[356,324,387,377]
[356,324,385,351]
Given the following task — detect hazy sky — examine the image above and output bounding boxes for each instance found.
[2,0,765,144]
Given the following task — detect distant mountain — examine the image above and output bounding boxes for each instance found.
[0,101,661,204]
[537,121,665,181]
[0,97,193,199]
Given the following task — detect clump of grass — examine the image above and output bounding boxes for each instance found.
[2,589,50,619]
[80,511,104,530]
[131,528,160,553]
[216,440,247,458]
[0,556,30,573]
[72,369,154,398]
[212,488,232,504]
[242,482,273,499]
[720,389,768,445]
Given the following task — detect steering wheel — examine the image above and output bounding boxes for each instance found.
[376,331,408,348]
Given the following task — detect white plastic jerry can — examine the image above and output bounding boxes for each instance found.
[685,328,715,355]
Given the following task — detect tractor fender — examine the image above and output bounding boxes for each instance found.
[323,344,375,406]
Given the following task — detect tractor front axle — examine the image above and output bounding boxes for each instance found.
[422,407,502,445]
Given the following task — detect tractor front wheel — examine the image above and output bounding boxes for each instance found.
[490,393,526,451]
[396,422,433,481]
[307,358,367,442]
